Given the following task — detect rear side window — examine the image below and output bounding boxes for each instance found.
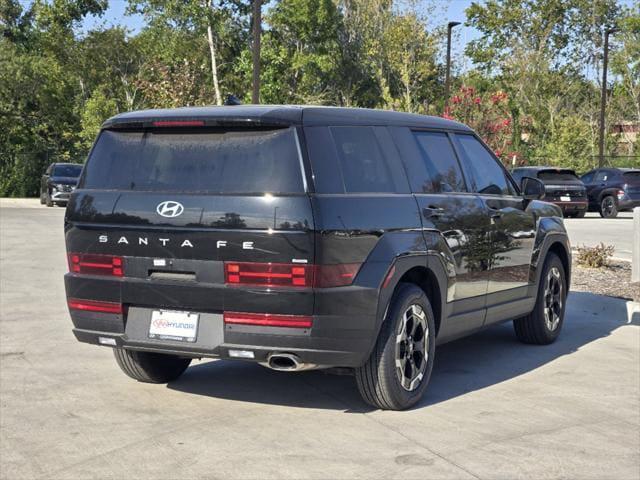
[330,127,396,193]
[623,171,640,181]
[304,126,409,194]
[454,134,515,195]
[411,131,466,193]
[82,128,304,194]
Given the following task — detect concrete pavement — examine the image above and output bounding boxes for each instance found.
[564,211,635,261]
[1,203,639,479]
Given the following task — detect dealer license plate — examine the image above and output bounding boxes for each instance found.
[149,310,199,342]
[560,196,571,202]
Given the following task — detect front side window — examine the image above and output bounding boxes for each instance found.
[82,127,304,194]
[454,134,514,195]
[411,131,466,193]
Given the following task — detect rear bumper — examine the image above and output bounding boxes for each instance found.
[65,273,379,368]
[548,200,588,212]
[618,198,640,211]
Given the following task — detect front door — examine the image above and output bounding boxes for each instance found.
[451,134,536,306]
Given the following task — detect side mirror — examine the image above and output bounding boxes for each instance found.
[521,176,545,201]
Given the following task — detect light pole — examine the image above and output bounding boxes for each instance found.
[444,21,461,112]
[251,0,262,104]
[598,26,618,167]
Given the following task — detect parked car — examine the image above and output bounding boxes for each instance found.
[64,106,570,410]
[40,163,83,207]
[580,167,640,218]
[511,166,588,218]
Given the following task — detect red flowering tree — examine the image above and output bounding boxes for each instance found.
[443,86,521,166]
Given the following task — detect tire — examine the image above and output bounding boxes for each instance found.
[45,191,53,207]
[39,191,45,205]
[355,283,436,410]
[113,348,191,383]
[574,210,586,218]
[514,252,566,345]
[599,195,617,218]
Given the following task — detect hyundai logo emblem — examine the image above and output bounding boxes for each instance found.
[156,201,185,218]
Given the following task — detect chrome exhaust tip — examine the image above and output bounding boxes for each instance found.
[262,353,315,372]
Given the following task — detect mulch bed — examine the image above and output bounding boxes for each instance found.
[571,259,640,302]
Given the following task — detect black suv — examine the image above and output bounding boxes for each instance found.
[64,106,570,410]
[580,167,640,218]
[511,167,588,218]
[40,163,83,207]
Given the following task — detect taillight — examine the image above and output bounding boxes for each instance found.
[223,262,361,288]
[617,189,625,199]
[313,263,361,288]
[224,312,312,328]
[68,253,124,277]
[68,298,123,314]
[225,262,313,287]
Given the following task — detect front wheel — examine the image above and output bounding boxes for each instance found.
[514,252,566,345]
[355,283,436,410]
[113,348,191,383]
[599,196,617,218]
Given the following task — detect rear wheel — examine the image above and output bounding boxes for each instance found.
[574,210,586,218]
[113,348,191,383]
[514,253,566,345]
[599,195,617,218]
[355,283,436,410]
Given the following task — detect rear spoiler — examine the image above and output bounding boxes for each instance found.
[102,116,296,130]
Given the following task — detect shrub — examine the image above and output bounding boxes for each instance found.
[576,243,615,268]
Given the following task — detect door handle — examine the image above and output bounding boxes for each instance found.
[423,206,445,218]
[488,208,503,219]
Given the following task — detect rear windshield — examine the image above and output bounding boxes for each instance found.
[537,171,579,182]
[82,128,304,194]
[53,164,82,177]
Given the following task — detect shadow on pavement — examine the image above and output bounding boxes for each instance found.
[168,291,638,411]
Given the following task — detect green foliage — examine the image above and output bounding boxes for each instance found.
[1,0,639,198]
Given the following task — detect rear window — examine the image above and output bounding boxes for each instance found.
[53,164,82,177]
[82,128,304,194]
[537,171,579,182]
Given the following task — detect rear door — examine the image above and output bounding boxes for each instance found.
[66,126,314,317]
[390,127,490,337]
[451,133,536,316]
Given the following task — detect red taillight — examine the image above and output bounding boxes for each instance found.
[224,312,312,328]
[224,262,314,287]
[313,263,361,288]
[68,298,123,314]
[223,262,361,288]
[152,120,205,127]
[68,253,124,277]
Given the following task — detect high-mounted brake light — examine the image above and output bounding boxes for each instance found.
[224,312,312,328]
[223,262,361,288]
[68,298,123,314]
[152,120,205,127]
[68,253,124,277]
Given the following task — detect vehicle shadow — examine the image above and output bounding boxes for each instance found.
[167,292,638,412]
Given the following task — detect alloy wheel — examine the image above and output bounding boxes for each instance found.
[601,197,616,217]
[543,266,563,331]
[395,304,429,391]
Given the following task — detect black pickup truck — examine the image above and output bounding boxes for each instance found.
[64,106,571,410]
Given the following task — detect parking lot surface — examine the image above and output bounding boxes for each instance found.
[1,202,639,479]
[564,211,635,261]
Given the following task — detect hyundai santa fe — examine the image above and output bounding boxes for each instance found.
[64,106,570,410]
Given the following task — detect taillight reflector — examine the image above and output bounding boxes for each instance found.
[68,298,123,314]
[152,120,205,127]
[68,253,123,277]
[224,312,312,328]
[223,262,360,288]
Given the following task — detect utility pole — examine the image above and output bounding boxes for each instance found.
[444,21,461,113]
[599,27,617,167]
[251,0,262,104]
